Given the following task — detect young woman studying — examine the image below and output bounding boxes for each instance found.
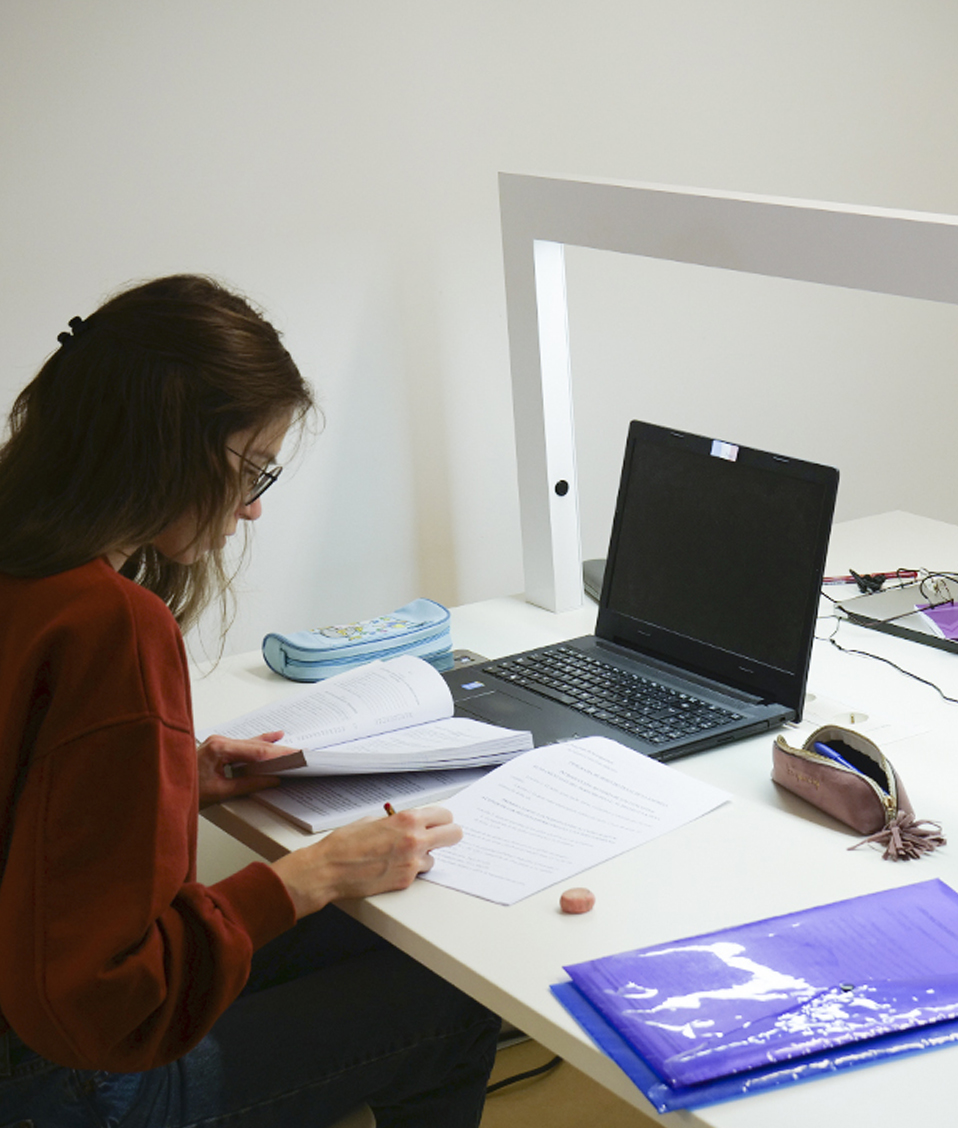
[0,275,499,1126]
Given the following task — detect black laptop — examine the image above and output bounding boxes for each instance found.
[444,420,839,762]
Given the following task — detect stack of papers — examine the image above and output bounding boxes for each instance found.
[254,767,490,834]
[554,879,958,1112]
[423,737,730,905]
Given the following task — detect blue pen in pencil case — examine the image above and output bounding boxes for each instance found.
[262,598,452,681]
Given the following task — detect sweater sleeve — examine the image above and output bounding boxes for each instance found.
[0,570,296,1071]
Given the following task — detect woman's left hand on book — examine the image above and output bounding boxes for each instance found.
[196,730,299,807]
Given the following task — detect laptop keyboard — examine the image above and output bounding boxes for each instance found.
[482,645,745,747]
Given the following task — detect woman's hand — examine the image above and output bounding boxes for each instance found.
[196,730,299,808]
[271,805,462,919]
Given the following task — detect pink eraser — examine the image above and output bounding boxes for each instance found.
[560,887,595,914]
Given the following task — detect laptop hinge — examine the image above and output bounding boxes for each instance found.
[599,637,766,705]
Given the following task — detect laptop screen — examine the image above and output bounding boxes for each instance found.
[599,422,838,710]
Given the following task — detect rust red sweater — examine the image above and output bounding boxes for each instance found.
[0,559,296,1071]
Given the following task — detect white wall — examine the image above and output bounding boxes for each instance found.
[568,250,958,563]
[3,1,958,658]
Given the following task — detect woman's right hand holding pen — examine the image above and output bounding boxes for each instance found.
[270,805,461,920]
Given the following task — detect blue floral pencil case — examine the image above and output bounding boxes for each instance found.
[262,598,452,681]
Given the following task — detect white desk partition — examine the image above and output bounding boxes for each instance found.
[499,172,958,613]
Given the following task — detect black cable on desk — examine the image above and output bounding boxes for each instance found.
[819,613,958,706]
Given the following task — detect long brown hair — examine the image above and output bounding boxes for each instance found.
[0,275,314,630]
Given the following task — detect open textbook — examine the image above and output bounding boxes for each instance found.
[197,654,532,775]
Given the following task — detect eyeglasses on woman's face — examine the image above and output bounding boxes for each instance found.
[227,447,283,507]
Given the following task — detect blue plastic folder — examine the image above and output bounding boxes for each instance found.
[553,880,958,1111]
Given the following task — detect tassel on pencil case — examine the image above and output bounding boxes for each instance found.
[263,598,452,682]
[772,724,945,861]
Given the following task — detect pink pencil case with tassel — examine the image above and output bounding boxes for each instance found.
[772,724,945,860]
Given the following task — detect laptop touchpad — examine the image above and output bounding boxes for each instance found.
[456,689,583,744]
[457,688,543,727]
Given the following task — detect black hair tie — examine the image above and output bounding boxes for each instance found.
[57,315,89,349]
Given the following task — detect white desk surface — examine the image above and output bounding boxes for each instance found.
[195,510,958,1126]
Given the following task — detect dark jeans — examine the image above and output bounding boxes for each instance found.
[0,906,500,1127]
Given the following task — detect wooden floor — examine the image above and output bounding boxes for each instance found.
[480,1039,660,1128]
